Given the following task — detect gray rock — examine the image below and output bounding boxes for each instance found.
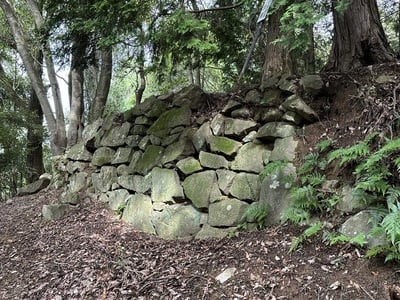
[224,118,258,138]
[161,138,195,165]
[172,84,205,110]
[135,116,152,125]
[42,204,70,221]
[208,197,249,227]
[199,151,229,169]
[216,169,237,195]
[82,119,103,144]
[105,189,130,211]
[231,107,251,119]
[126,135,142,148]
[60,191,80,205]
[208,136,242,156]
[92,166,117,193]
[195,224,232,239]
[254,108,283,123]
[210,114,225,135]
[147,106,191,137]
[336,185,366,213]
[244,89,261,104]
[138,136,151,151]
[282,111,303,125]
[183,171,221,208]
[229,173,260,202]
[92,147,116,166]
[68,172,89,193]
[122,194,155,234]
[261,89,281,105]
[278,76,298,93]
[17,177,51,196]
[222,100,242,114]
[231,143,271,173]
[192,122,212,152]
[66,142,93,161]
[256,122,297,142]
[270,136,299,162]
[100,122,131,147]
[118,174,152,193]
[260,163,297,225]
[112,148,132,165]
[135,145,164,175]
[300,74,324,96]
[151,167,184,203]
[152,204,202,239]
[281,95,318,123]
[128,150,142,172]
[176,157,203,175]
[131,125,148,135]
[339,210,387,247]
[215,268,237,284]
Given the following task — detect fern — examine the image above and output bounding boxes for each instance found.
[289,222,323,253]
[302,172,326,186]
[298,152,319,176]
[239,202,270,230]
[324,232,366,247]
[281,207,310,224]
[259,160,288,182]
[376,137,400,155]
[328,141,370,167]
[381,202,400,246]
[316,139,333,153]
[355,174,390,196]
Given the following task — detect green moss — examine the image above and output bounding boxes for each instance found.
[208,136,242,156]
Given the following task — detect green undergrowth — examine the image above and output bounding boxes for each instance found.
[262,133,400,262]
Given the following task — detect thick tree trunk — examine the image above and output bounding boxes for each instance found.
[0,0,67,154]
[88,48,112,123]
[324,0,395,72]
[261,3,294,83]
[26,87,44,183]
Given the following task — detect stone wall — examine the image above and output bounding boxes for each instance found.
[55,75,322,239]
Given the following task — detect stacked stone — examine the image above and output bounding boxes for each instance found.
[57,75,322,239]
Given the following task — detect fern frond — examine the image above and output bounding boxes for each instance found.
[290,185,318,209]
[328,141,370,167]
[302,173,326,187]
[289,222,323,253]
[259,160,288,182]
[281,207,310,224]
[381,203,400,245]
[376,137,400,155]
[298,152,319,175]
[386,187,400,207]
[355,174,389,196]
[316,139,333,153]
[394,157,400,172]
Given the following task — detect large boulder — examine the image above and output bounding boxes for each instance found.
[17,177,51,196]
[208,197,249,227]
[231,143,271,173]
[183,171,221,208]
[152,204,203,239]
[42,204,70,221]
[122,194,155,234]
[118,174,152,193]
[147,106,191,137]
[151,168,184,203]
[229,173,260,202]
[270,137,299,162]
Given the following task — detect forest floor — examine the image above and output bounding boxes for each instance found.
[1,63,400,299]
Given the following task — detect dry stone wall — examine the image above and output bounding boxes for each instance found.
[55,76,322,239]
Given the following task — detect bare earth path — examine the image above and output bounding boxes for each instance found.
[0,189,399,300]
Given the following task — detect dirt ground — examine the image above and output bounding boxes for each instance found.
[1,63,400,299]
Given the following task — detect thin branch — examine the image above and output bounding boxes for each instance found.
[188,1,245,14]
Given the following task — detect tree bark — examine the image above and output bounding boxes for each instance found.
[0,0,67,154]
[88,48,112,123]
[261,3,294,83]
[324,0,395,72]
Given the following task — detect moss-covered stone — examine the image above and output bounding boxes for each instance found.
[135,145,164,175]
[229,173,260,201]
[176,157,203,175]
[208,136,242,156]
[208,197,249,227]
[183,171,220,208]
[199,151,229,169]
[92,147,116,166]
[147,106,191,137]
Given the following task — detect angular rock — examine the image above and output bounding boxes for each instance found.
[261,89,281,105]
[147,106,191,137]
[270,136,298,162]
[100,122,131,147]
[60,191,80,205]
[128,150,142,172]
[222,100,242,114]
[82,118,103,144]
[118,174,152,193]
[135,145,164,175]
[229,173,260,202]
[138,136,151,151]
[224,118,258,138]
[66,142,93,161]
[244,89,261,104]
[122,194,155,234]
[176,157,203,175]
[231,143,271,173]
[92,166,118,193]
[42,204,70,221]
[282,111,303,125]
[208,197,249,227]
[151,168,184,203]
[161,138,195,165]
[199,151,229,169]
[92,147,116,166]
[152,204,202,239]
[183,171,221,208]
[131,125,147,135]
[112,147,132,165]
[231,107,251,119]
[210,114,225,136]
[68,172,89,193]
[260,163,297,225]
[300,74,324,96]
[256,122,296,142]
[216,169,237,195]
[192,122,212,152]
[339,210,387,247]
[104,189,130,211]
[172,84,205,110]
[17,177,51,196]
[281,95,318,122]
[254,108,283,123]
[195,224,232,239]
[215,268,237,284]
[135,116,152,125]
[336,185,366,213]
[208,136,242,156]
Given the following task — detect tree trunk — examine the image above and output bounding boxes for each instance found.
[88,48,112,123]
[261,3,294,83]
[324,0,395,72]
[0,0,67,154]
[26,86,44,183]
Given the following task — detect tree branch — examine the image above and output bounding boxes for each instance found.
[189,1,245,14]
